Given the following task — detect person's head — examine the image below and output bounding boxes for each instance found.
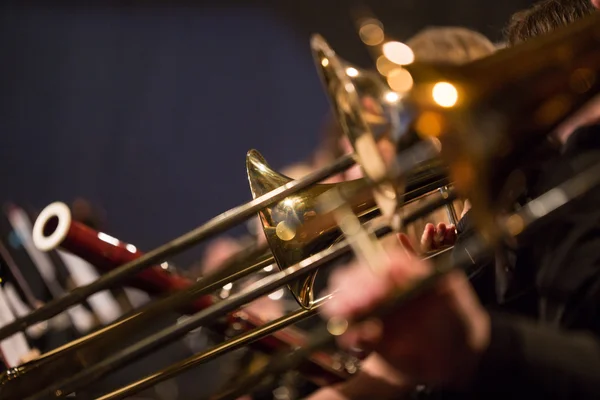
[505,0,599,143]
[504,0,595,46]
[406,26,496,64]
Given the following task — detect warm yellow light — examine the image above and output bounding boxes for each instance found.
[327,317,349,336]
[359,21,385,46]
[283,198,294,207]
[384,91,400,103]
[382,41,415,65]
[375,55,395,76]
[345,67,359,77]
[387,68,413,93]
[432,82,458,108]
[415,111,444,138]
[321,58,329,67]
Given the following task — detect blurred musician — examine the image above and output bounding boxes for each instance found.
[308,1,600,399]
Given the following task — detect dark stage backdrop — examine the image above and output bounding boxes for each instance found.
[0,1,532,267]
[0,5,330,266]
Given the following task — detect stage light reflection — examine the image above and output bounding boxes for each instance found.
[376,56,395,76]
[387,68,414,93]
[432,82,458,108]
[384,91,400,103]
[359,20,385,46]
[382,41,415,65]
[345,67,359,77]
[268,289,284,300]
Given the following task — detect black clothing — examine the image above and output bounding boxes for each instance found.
[464,124,600,399]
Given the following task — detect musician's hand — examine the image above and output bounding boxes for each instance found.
[323,248,490,388]
[420,222,457,252]
[305,354,412,400]
[592,0,600,9]
[201,237,243,275]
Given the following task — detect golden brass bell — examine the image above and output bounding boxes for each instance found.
[246,150,375,308]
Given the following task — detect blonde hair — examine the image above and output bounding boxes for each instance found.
[406,26,496,64]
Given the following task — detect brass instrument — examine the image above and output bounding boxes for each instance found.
[7,153,448,400]
[0,150,450,399]
[209,10,600,399]
[0,154,356,343]
[6,4,597,398]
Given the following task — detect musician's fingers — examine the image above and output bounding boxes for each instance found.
[388,250,433,288]
[397,233,417,255]
[434,223,447,246]
[324,248,432,320]
[420,223,435,251]
[325,249,413,318]
[324,265,391,318]
[593,0,600,9]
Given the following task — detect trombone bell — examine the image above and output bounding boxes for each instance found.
[246,150,374,308]
[311,34,421,223]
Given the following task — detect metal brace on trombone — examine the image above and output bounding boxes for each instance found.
[318,187,389,275]
[316,185,391,339]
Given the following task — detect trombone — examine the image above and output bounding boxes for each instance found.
[209,10,600,399]
[5,5,599,399]
[3,145,448,400]
[0,38,454,400]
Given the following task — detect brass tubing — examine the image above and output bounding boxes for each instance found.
[96,300,325,400]
[24,191,454,399]
[27,144,441,399]
[14,189,454,400]
[0,247,273,400]
[213,159,600,400]
[0,154,356,341]
[27,238,352,400]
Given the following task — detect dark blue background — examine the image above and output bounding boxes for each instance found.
[0,1,532,267]
[0,6,330,266]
